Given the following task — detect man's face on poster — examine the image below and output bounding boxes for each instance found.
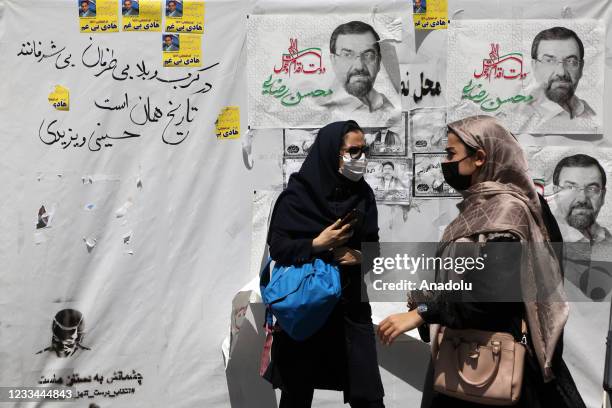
[533,38,584,105]
[168,1,176,12]
[81,1,89,12]
[331,32,381,99]
[164,36,173,47]
[382,164,394,178]
[415,0,422,8]
[124,0,132,10]
[555,165,605,232]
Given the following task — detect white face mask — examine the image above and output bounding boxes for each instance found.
[339,153,368,181]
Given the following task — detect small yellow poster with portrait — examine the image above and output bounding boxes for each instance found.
[412,0,449,30]
[215,107,240,139]
[78,0,119,33]
[162,33,202,67]
[122,0,162,32]
[165,0,204,34]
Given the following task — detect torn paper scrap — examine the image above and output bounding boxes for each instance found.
[83,237,97,252]
[115,199,133,218]
[37,205,50,229]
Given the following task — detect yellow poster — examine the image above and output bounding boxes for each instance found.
[215,107,240,139]
[48,85,70,111]
[122,0,162,32]
[412,0,449,30]
[165,0,204,34]
[78,0,119,33]
[162,34,202,67]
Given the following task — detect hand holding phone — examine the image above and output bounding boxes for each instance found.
[339,208,359,227]
[312,210,359,253]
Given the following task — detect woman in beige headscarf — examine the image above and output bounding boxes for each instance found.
[377,115,585,407]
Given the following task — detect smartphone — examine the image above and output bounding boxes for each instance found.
[339,208,359,227]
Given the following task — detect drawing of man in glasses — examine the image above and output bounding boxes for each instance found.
[325,21,394,114]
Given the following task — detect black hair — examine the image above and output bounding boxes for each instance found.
[330,21,381,57]
[464,143,477,156]
[531,26,584,60]
[344,120,363,135]
[553,154,606,187]
[382,161,394,169]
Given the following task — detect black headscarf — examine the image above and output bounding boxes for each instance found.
[267,120,378,244]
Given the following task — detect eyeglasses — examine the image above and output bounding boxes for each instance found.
[535,56,582,69]
[554,184,604,197]
[333,49,378,64]
[343,145,370,159]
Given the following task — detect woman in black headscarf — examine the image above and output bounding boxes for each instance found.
[264,120,385,408]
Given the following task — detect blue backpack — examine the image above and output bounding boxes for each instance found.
[259,257,342,341]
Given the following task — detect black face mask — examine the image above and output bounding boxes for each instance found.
[441,155,473,191]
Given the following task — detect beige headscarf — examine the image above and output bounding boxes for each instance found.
[439,115,568,382]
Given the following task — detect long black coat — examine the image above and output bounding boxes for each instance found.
[262,121,384,402]
[264,186,384,402]
[418,232,585,408]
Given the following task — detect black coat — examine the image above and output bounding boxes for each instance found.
[263,121,384,402]
[418,233,585,408]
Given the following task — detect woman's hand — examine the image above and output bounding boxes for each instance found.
[377,310,425,346]
[312,218,355,253]
[333,247,362,265]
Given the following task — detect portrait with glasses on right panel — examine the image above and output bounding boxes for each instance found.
[517,23,604,133]
[447,21,603,134]
[527,147,612,300]
[550,154,611,246]
[524,27,596,126]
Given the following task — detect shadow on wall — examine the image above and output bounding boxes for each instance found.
[376,329,430,393]
[225,302,431,408]
[225,303,278,408]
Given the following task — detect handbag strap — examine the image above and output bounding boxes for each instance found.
[520,318,529,346]
[259,322,274,377]
[519,318,535,357]
[447,319,530,388]
[259,257,275,329]
[259,256,273,289]
[455,341,502,387]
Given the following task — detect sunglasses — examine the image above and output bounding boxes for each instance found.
[343,145,369,159]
